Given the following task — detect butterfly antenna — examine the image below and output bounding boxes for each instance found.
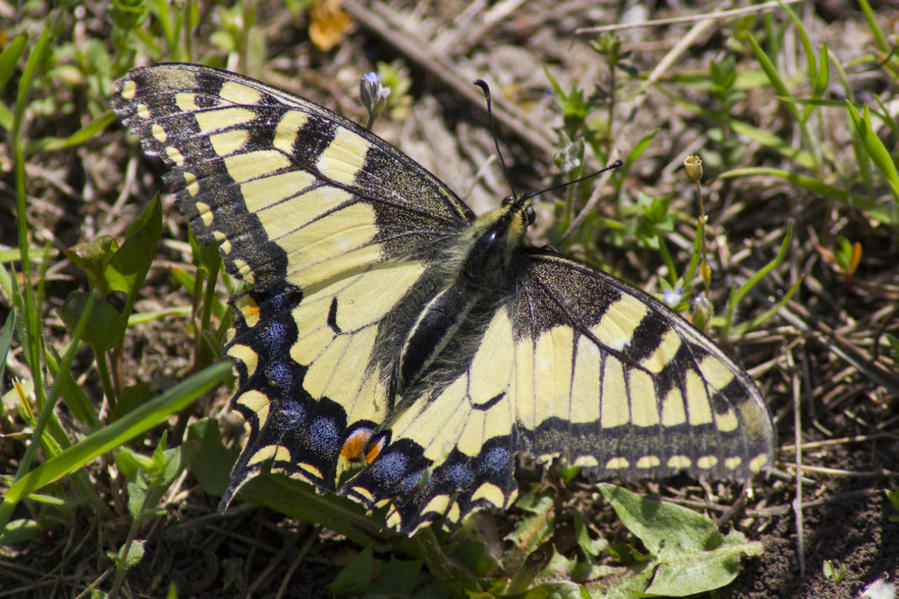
[523,159,623,201]
[474,80,518,199]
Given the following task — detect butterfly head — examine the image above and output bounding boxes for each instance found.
[460,195,535,286]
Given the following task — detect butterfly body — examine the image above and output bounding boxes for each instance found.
[111,63,775,534]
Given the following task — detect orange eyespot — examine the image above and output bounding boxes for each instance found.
[365,436,386,464]
[340,429,372,462]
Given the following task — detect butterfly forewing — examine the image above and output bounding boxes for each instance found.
[511,247,775,480]
[112,63,473,506]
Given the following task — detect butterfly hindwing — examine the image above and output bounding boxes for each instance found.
[112,63,774,535]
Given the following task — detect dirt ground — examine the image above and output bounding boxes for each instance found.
[2,0,898,597]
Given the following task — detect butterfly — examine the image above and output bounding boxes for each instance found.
[111,63,775,534]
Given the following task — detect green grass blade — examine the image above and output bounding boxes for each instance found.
[0,309,15,384]
[26,111,118,154]
[746,33,797,123]
[720,166,897,224]
[846,102,899,202]
[723,223,792,339]
[1,362,229,507]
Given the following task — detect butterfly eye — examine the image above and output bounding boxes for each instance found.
[501,196,514,207]
[524,204,536,225]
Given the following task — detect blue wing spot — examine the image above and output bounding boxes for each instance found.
[279,399,306,426]
[258,320,288,350]
[266,361,293,391]
[400,469,425,494]
[370,451,408,484]
[481,445,511,474]
[443,462,474,486]
[310,416,340,457]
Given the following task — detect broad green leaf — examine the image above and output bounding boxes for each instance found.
[123,441,182,520]
[65,236,119,294]
[573,511,607,558]
[599,484,763,596]
[507,490,555,554]
[239,474,384,546]
[369,558,423,596]
[113,382,152,421]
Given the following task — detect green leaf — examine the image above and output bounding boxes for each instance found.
[746,33,795,121]
[508,490,555,552]
[369,558,423,596]
[0,34,27,92]
[0,309,16,384]
[60,291,126,354]
[599,484,763,596]
[0,34,27,130]
[114,446,151,481]
[65,235,119,294]
[822,559,846,583]
[119,435,183,519]
[239,474,384,546]
[0,518,41,545]
[728,119,817,170]
[720,166,897,224]
[884,333,899,358]
[112,382,151,421]
[886,489,899,523]
[813,43,830,98]
[521,581,584,599]
[573,511,607,558]
[13,24,51,142]
[329,546,374,595]
[186,418,234,497]
[108,539,146,569]
[27,111,118,153]
[106,196,162,313]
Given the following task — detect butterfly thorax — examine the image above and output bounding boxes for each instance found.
[392,197,534,402]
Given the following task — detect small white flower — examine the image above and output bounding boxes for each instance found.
[663,287,684,307]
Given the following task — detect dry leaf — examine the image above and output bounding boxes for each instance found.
[309,0,352,52]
